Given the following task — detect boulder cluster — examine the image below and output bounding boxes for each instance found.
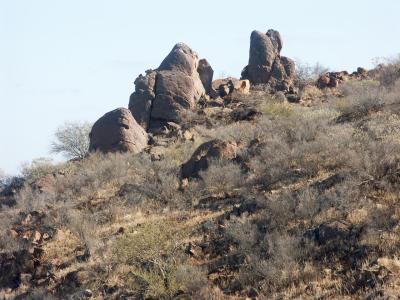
[88,28,371,156]
[89,28,296,155]
[317,67,369,89]
[241,30,296,93]
[128,43,207,132]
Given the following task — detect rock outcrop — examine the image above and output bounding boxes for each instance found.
[181,139,238,178]
[241,29,296,93]
[89,108,148,154]
[129,43,211,131]
[211,78,251,98]
[317,68,369,89]
[197,59,214,95]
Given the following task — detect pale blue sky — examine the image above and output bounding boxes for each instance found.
[1,0,400,175]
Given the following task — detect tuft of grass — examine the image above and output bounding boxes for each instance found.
[259,101,293,119]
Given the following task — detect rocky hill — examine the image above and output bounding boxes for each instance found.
[1,29,400,299]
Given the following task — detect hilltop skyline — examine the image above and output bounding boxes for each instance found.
[1,0,400,174]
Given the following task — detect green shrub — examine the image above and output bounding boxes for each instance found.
[259,101,293,119]
[112,219,193,298]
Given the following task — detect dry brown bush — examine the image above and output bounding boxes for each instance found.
[198,160,245,197]
[5,69,400,299]
[373,56,400,87]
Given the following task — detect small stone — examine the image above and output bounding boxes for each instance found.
[9,229,18,238]
[33,231,41,243]
[20,273,32,285]
[183,130,194,141]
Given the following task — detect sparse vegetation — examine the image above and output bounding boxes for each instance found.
[2,74,400,299]
[373,55,400,87]
[0,169,8,192]
[295,60,329,90]
[20,157,59,183]
[51,121,92,160]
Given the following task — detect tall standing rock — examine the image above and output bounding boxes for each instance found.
[197,59,214,94]
[129,43,212,131]
[151,70,201,118]
[241,29,295,92]
[89,108,148,154]
[159,43,199,76]
[129,70,157,130]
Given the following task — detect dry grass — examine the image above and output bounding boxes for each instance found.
[3,78,400,299]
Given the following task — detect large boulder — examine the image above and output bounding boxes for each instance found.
[0,250,34,290]
[129,43,212,131]
[89,108,148,153]
[181,139,238,178]
[197,59,214,94]
[241,29,295,92]
[129,70,157,130]
[158,43,199,76]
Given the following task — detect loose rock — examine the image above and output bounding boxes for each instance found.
[181,139,238,178]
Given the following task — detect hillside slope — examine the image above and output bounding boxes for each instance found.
[2,71,400,299]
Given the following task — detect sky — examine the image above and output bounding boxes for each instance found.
[1,0,400,175]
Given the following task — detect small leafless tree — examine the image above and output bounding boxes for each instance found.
[0,169,6,189]
[295,60,329,89]
[51,121,92,160]
[372,55,400,87]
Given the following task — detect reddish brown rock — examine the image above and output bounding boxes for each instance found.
[197,58,214,94]
[181,139,238,178]
[129,43,207,131]
[212,77,250,98]
[150,70,201,123]
[317,69,370,89]
[159,43,200,76]
[128,70,157,130]
[241,29,296,92]
[317,73,331,87]
[31,174,56,194]
[89,108,148,154]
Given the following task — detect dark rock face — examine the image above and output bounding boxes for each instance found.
[0,177,24,208]
[180,139,238,178]
[197,59,214,94]
[0,250,33,290]
[230,106,260,121]
[313,221,351,245]
[129,43,211,131]
[241,29,295,93]
[266,29,282,52]
[129,71,157,130]
[89,108,148,154]
[150,70,201,122]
